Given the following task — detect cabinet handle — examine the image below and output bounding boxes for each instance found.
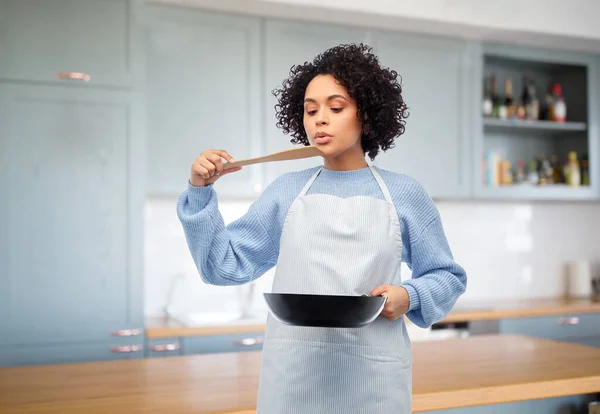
[148,343,180,352]
[234,337,263,346]
[110,345,143,353]
[57,71,91,82]
[558,317,580,325]
[111,328,142,337]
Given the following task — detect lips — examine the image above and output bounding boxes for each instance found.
[314,132,332,145]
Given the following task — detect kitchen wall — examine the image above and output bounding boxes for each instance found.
[155,0,600,54]
[142,1,600,320]
[144,192,600,318]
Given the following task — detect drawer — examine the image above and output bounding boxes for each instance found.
[145,338,182,358]
[182,332,264,355]
[499,313,600,341]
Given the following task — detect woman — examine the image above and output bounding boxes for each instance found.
[177,43,467,413]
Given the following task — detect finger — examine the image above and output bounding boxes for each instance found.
[207,153,224,175]
[194,164,210,179]
[221,166,242,175]
[198,159,217,177]
[370,284,389,297]
[213,149,235,163]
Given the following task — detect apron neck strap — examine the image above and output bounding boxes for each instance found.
[299,167,322,197]
[298,165,394,204]
[368,165,394,204]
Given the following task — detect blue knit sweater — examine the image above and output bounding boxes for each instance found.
[177,165,467,328]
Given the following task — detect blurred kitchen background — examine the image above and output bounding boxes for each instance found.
[2,0,600,366]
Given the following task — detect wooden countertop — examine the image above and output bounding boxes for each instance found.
[1,335,599,413]
[146,297,600,338]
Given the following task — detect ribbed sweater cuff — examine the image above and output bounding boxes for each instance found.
[402,284,420,311]
[186,181,215,211]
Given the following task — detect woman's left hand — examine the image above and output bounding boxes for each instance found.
[369,284,410,320]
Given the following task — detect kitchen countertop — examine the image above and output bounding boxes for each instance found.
[146,297,600,338]
[1,335,599,413]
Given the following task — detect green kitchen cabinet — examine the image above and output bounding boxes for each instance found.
[498,313,600,347]
[0,83,146,367]
[0,0,144,90]
[144,4,264,198]
[181,332,265,355]
[369,32,476,199]
[422,394,598,414]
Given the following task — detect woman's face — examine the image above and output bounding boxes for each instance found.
[303,74,365,168]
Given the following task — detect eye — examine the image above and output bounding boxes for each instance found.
[306,109,317,116]
[331,108,343,113]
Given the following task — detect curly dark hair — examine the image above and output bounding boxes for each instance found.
[272,43,409,160]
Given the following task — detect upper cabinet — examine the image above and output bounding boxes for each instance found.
[144,5,263,197]
[369,32,474,199]
[262,19,370,187]
[0,0,143,89]
[139,4,598,202]
[473,43,599,200]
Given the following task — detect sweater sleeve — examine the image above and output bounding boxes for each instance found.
[176,182,279,286]
[401,213,467,328]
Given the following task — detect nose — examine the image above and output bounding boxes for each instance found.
[316,109,328,126]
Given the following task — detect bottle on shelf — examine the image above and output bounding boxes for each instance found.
[500,160,513,185]
[550,154,563,184]
[503,78,515,119]
[548,83,567,122]
[564,151,580,187]
[536,154,552,185]
[489,75,503,118]
[581,154,590,186]
[515,160,526,184]
[527,160,539,185]
[482,77,493,117]
[522,76,539,120]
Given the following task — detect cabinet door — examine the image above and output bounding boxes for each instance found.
[144,5,263,197]
[0,0,142,88]
[0,84,145,366]
[370,32,473,199]
[263,20,369,187]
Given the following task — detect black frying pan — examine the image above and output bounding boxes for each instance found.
[263,293,387,328]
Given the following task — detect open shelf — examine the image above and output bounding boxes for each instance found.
[478,48,593,200]
[483,118,587,132]
[476,184,594,201]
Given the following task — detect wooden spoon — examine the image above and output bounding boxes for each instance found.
[222,146,324,169]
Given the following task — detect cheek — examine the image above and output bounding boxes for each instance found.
[342,111,362,136]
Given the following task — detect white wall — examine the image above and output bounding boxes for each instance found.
[144,196,600,318]
[259,0,600,40]
[152,0,600,53]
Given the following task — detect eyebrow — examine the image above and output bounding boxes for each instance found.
[304,94,348,103]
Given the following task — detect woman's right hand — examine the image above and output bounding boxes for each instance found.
[190,149,242,187]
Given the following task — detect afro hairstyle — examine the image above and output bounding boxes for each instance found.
[271,43,409,160]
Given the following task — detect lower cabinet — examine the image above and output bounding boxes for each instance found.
[181,332,264,355]
[422,394,599,414]
[498,313,600,347]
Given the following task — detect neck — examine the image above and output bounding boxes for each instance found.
[323,147,368,171]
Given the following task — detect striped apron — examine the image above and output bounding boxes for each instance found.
[255,165,412,414]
